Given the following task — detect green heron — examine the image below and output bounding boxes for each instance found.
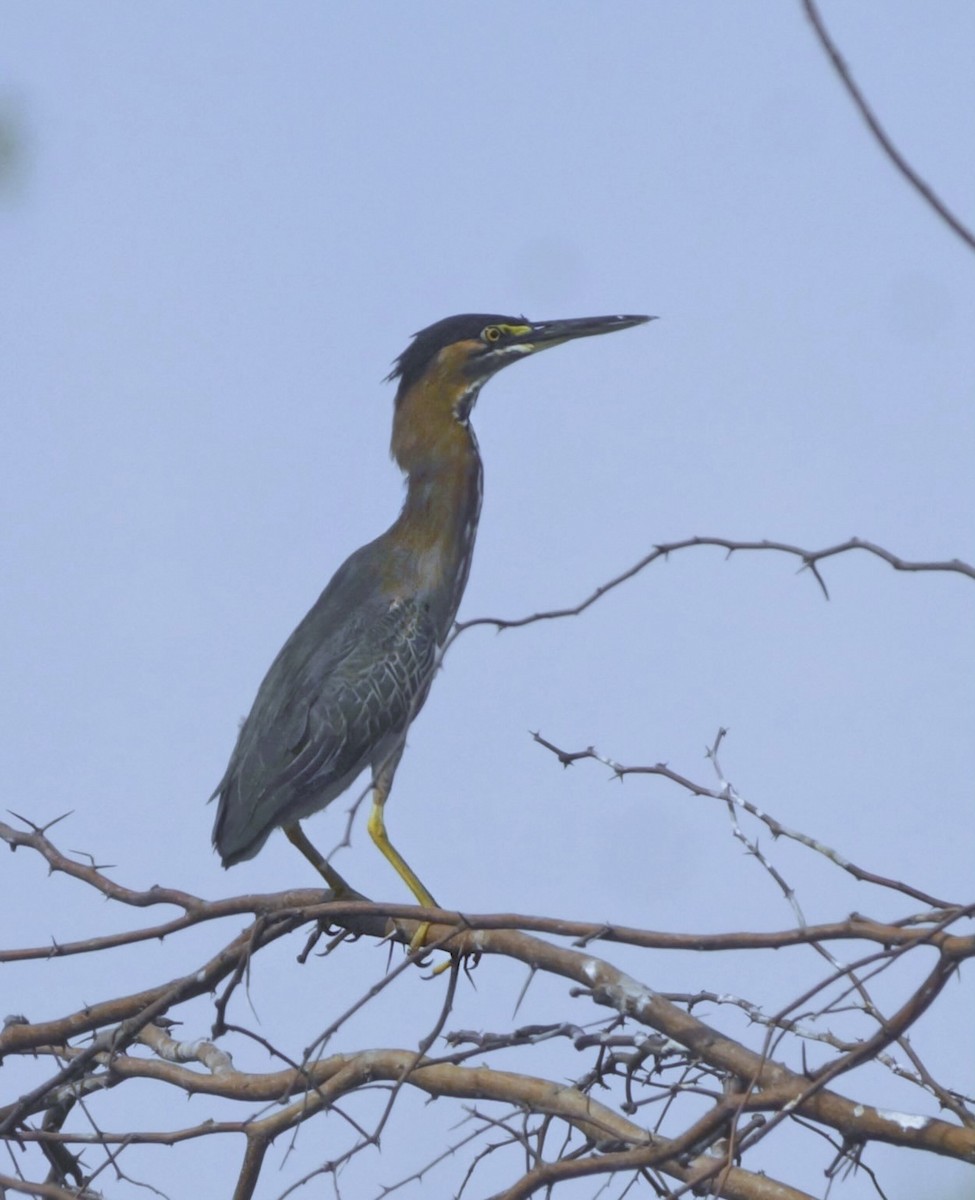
[212,312,652,908]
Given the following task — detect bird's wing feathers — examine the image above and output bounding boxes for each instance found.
[212,572,439,864]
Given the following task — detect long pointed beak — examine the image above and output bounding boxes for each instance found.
[525,313,655,352]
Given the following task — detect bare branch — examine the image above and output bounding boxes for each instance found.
[453,536,975,639]
[802,0,975,252]
[531,731,963,910]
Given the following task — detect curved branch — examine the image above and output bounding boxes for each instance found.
[30,950,973,1169]
[801,0,975,252]
[453,536,975,639]
[8,1050,812,1200]
[3,818,972,972]
[530,732,966,910]
[0,1173,84,1200]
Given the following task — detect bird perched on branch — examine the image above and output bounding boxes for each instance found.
[211,312,652,906]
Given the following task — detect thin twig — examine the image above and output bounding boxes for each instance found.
[801,0,975,252]
[452,536,974,641]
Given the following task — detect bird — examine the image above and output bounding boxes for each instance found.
[211,312,653,908]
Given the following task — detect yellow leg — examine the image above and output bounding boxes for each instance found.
[366,787,438,909]
[285,822,356,897]
[366,770,437,950]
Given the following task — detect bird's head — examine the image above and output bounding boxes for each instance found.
[389,312,652,412]
[387,312,653,471]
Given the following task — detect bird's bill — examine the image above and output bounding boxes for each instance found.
[524,313,654,352]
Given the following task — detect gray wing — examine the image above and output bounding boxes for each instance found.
[212,547,439,866]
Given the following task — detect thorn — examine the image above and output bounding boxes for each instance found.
[512,966,537,1019]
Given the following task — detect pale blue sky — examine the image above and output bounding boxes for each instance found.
[2,4,973,1198]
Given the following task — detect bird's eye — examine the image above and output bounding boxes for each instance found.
[483,326,502,343]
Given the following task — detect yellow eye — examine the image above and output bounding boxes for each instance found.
[483,326,502,343]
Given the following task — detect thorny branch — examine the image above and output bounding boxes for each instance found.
[3,533,972,1199]
[451,535,975,640]
[2,811,973,1198]
[530,731,961,911]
